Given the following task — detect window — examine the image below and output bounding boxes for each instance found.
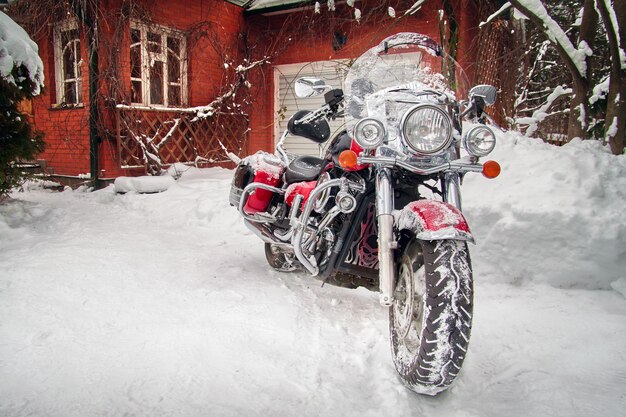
[130,22,187,107]
[53,20,82,106]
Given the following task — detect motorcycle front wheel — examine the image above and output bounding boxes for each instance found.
[390,238,473,395]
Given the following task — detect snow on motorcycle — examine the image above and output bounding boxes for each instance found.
[229,33,501,395]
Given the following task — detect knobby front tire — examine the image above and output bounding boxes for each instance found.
[390,239,473,395]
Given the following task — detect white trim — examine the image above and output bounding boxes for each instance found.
[53,19,81,106]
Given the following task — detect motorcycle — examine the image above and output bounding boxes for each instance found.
[229,33,500,395]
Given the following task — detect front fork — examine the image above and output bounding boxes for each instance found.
[442,172,463,211]
[375,169,463,307]
[376,168,397,306]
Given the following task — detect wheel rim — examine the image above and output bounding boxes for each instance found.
[393,260,414,339]
[392,251,426,355]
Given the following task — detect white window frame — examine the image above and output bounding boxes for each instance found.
[130,21,188,108]
[53,19,82,106]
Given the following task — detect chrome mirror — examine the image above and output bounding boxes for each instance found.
[295,77,329,98]
[469,85,497,106]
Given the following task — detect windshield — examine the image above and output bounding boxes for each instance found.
[344,33,470,133]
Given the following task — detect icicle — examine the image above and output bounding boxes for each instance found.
[355,8,361,23]
[347,0,355,7]
[328,0,336,12]
[315,2,320,14]
[388,7,396,18]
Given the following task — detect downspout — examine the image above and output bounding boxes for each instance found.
[75,0,101,189]
[88,18,100,189]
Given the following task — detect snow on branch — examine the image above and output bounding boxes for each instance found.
[405,0,426,16]
[119,117,179,174]
[218,139,241,164]
[598,0,626,69]
[510,0,590,78]
[480,2,512,28]
[590,76,609,105]
[186,57,270,120]
[516,85,572,137]
[155,118,181,151]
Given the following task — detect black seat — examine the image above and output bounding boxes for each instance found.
[284,155,325,184]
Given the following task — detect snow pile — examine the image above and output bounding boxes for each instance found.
[0,11,44,94]
[165,162,194,179]
[611,278,626,298]
[113,175,175,194]
[463,131,626,291]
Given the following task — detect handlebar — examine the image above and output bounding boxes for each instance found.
[294,89,344,125]
[358,155,484,175]
[293,102,338,125]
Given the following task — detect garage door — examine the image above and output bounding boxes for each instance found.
[274,61,347,157]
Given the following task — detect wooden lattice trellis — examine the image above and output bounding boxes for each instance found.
[474,19,518,127]
[474,18,569,146]
[116,107,248,173]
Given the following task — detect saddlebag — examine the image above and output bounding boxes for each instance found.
[229,151,285,214]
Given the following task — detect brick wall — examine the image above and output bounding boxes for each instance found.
[30,0,244,179]
[31,24,91,177]
[29,0,484,179]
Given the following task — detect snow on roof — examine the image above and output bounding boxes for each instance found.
[224,0,251,6]
[247,0,309,12]
[0,11,44,95]
[245,1,366,14]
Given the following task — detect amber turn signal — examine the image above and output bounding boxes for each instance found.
[482,160,501,179]
[338,150,359,170]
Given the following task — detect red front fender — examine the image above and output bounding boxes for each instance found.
[394,200,475,243]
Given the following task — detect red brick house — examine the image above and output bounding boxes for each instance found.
[12,0,496,186]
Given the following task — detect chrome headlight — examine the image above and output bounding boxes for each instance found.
[463,125,496,157]
[401,104,453,155]
[354,118,386,149]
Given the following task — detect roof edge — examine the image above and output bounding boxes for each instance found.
[244,1,313,15]
[223,1,256,8]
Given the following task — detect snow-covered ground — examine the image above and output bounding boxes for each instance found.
[1,132,625,416]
